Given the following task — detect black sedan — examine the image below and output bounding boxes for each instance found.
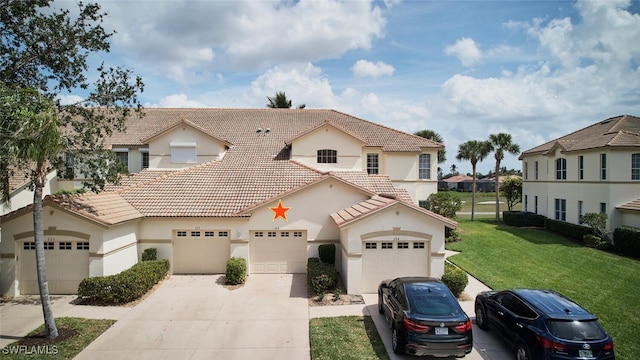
[378,277,473,357]
[475,289,615,360]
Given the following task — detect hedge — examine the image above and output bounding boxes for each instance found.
[141,248,157,261]
[503,211,546,227]
[441,262,468,298]
[226,257,247,285]
[318,244,336,265]
[307,257,337,295]
[78,259,170,305]
[614,227,640,258]
[544,218,593,242]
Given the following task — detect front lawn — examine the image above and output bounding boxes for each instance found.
[447,219,640,360]
[1,317,115,360]
[309,316,389,360]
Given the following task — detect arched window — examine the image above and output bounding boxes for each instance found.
[555,158,566,180]
[317,149,337,164]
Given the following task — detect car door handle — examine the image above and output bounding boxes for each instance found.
[498,311,504,316]
[516,323,523,329]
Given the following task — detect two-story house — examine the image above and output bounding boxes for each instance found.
[1,108,453,296]
[520,114,640,232]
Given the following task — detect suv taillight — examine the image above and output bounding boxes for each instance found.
[403,318,430,333]
[604,340,614,351]
[536,335,567,351]
[454,320,472,333]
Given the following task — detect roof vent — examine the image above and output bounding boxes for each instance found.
[265,128,271,133]
[257,127,262,133]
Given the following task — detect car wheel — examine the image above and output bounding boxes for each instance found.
[515,341,532,360]
[392,326,406,355]
[378,292,384,314]
[475,302,488,330]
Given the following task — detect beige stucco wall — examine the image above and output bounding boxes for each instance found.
[290,125,363,171]
[148,125,225,168]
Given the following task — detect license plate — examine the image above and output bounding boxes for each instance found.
[578,349,592,358]
[435,327,448,335]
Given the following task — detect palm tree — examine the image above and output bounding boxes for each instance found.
[488,133,521,221]
[414,129,446,163]
[456,140,492,221]
[267,91,292,108]
[449,164,458,176]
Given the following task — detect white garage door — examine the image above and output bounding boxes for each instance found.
[20,240,90,295]
[173,230,230,274]
[250,230,306,273]
[362,240,430,293]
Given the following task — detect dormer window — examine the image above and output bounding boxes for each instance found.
[317,149,337,164]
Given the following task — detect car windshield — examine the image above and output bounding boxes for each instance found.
[546,319,607,341]
[406,284,461,317]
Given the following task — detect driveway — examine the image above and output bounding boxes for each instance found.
[75,274,309,360]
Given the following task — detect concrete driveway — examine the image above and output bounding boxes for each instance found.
[75,274,309,360]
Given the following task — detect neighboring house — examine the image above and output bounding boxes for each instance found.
[520,114,640,231]
[0,108,453,296]
[442,175,473,190]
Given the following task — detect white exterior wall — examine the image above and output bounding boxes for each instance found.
[290,126,363,171]
[385,151,438,204]
[1,171,57,217]
[148,125,225,169]
[99,222,140,276]
[522,147,640,230]
[340,204,446,294]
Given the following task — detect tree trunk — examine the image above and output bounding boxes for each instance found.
[471,162,477,221]
[33,176,58,339]
[494,158,501,222]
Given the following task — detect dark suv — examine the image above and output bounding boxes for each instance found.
[378,277,473,357]
[475,289,615,360]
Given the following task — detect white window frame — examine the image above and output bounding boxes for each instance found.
[419,154,431,180]
[632,153,640,180]
[367,153,379,175]
[170,142,197,164]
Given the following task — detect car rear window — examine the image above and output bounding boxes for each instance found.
[406,284,462,316]
[546,320,607,341]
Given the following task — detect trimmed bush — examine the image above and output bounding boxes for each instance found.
[141,248,157,261]
[78,259,169,305]
[614,227,640,258]
[318,244,336,265]
[583,234,600,247]
[226,257,247,285]
[307,257,337,295]
[503,211,546,227]
[544,218,593,242]
[441,262,468,298]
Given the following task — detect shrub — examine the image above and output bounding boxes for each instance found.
[78,259,170,305]
[226,257,247,285]
[503,211,546,227]
[544,218,593,242]
[307,257,337,295]
[441,262,468,298]
[614,227,640,258]
[422,192,462,219]
[141,248,157,261]
[318,244,336,265]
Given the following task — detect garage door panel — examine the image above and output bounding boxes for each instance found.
[250,231,306,274]
[173,231,230,274]
[362,240,430,293]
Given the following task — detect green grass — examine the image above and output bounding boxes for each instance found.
[310,316,389,360]
[1,317,115,360]
[447,219,640,360]
[449,191,522,213]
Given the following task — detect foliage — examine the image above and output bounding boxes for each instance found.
[141,248,157,261]
[2,317,116,360]
[613,227,640,259]
[422,192,462,219]
[582,212,610,241]
[54,188,87,195]
[266,91,305,109]
[445,228,461,242]
[456,140,492,220]
[441,262,468,298]
[488,133,520,221]
[414,129,446,163]
[544,218,593,242]
[318,244,336,265]
[446,219,640,360]
[77,260,169,305]
[307,257,338,296]
[503,211,546,227]
[500,177,522,211]
[225,257,247,285]
[310,316,390,360]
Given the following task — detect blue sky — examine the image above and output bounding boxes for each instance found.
[57,0,640,174]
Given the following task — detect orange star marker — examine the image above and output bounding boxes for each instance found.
[270,199,290,221]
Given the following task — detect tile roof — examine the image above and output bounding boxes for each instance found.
[330,195,457,228]
[617,199,640,212]
[11,108,444,223]
[521,115,640,156]
[43,193,143,226]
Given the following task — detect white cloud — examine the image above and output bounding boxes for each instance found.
[145,94,207,108]
[444,37,482,67]
[351,60,395,78]
[57,94,84,106]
